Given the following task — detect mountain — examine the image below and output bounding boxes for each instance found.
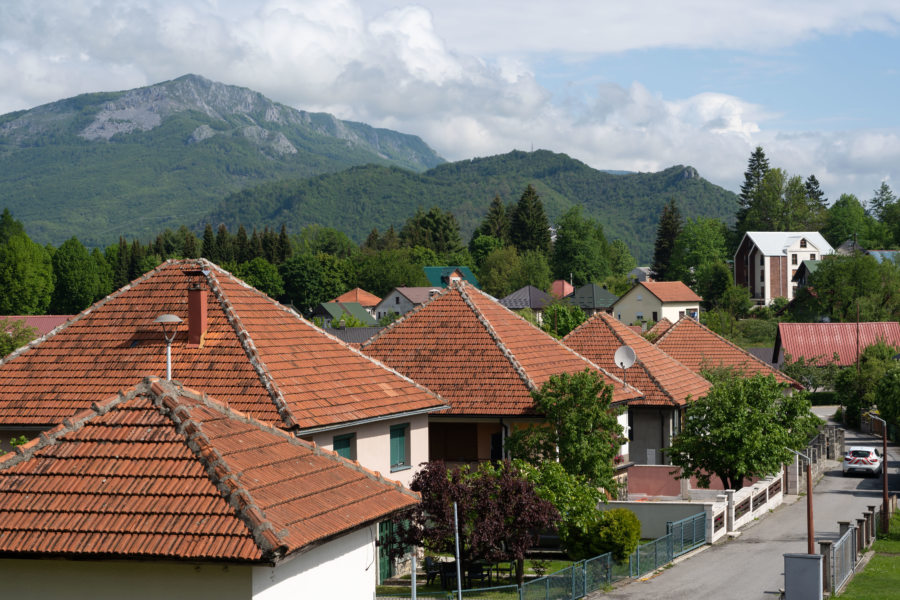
[206,150,738,263]
[0,74,443,246]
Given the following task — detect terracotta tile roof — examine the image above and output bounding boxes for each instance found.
[646,318,673,337]
[0,378,418,562]
[0,259,446,430]
[774,322,900,367]
[640,281,703,303]
[654,317,801,388]
[332,287,381,307]
[564,313,711,407]
[1,315,73,336]
[361,283,639,416]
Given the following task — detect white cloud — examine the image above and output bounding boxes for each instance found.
[0,0,898,203]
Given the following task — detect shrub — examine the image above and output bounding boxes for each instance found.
[565,508,641,561]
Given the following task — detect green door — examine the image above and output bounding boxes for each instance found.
[378,520,395,583]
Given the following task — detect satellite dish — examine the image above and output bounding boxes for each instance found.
[613,345,636,370]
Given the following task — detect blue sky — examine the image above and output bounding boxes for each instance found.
[1,0,898,202]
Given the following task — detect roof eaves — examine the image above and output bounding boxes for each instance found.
[203,263,298,430]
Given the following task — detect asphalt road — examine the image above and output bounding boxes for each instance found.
[598,413,895,600]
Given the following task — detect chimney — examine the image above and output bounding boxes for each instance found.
[188,282,207,347]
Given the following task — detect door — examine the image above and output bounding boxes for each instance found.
[378,520,395,583]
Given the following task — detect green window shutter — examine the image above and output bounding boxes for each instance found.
[390,424,409,470]
[333,433,354,459]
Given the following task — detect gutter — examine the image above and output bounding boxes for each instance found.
[293,405,449,436]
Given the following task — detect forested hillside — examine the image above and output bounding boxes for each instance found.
[0,75,443,247]
[207,150,738,262]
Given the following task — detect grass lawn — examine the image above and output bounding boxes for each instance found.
[837,511,900,598]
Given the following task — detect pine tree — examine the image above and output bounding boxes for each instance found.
[868,181,896,221]
[215,224,233,264]
[510,185,551,255]
[805,175,827,209]
[201,224,216,262]
[234,225,251,263]
[278,224,291,263]
[651,199,683,281]
[473,195,510,245]
[736,147,770,234]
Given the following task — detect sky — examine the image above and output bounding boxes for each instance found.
[1,0,899,202]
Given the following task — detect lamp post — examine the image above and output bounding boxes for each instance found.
[868,412,890,534]
[788,448,815,555]
[154,314,183,381]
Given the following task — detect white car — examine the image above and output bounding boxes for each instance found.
[842,446,883,477]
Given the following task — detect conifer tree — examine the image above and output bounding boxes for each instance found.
[215,224,233,264]
[804,175,827,209]
[278,224,292,263]
[234,225,251,263]
[868,181,896,221]
[510,185,551,255]
[201,224,216,262]
[651,199,682,281]
[473,195,511,245]
[736,147,770,234]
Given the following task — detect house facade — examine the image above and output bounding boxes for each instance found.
[0,379,418,599]
[733,231,834,305]
[361,282,640,466]
[612,281,701,326]
[373,287,442,321]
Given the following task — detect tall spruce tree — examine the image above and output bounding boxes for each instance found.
[805,175,827,209]
[736,147,770,235]
[473,195,511,245]
[651,199,682,281]
[510,185,551,255]
[868,181,896,221]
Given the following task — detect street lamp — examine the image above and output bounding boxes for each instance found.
[867,412,890,534]
[787,448,815,555]
[154,314,183,381]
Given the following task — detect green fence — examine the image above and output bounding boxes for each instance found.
[378,512,707,600]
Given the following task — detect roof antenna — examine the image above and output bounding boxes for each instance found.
[614,345,636,386]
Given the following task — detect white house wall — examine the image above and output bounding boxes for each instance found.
[252,525,377,600]
[618,411,630,463]
[310,413,429,488]
[0,558,252,600]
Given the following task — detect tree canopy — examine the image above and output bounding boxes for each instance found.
[667,372,820,490]
[552,206,610,285]
[651,199,682,281]
[510,185,552,255]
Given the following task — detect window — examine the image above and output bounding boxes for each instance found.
[810,253,816,260]
[636,294,642,301]
[652,311,658,322]
[395,296,400,305]
[636,313,644,321]
[792,254,797,265]
[760,269,765,282]
[333,433,355,460]
[800,239,807,248]
[390,423,410,471]
[759,255,764,266]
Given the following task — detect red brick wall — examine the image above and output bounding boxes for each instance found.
[768,256,786,299]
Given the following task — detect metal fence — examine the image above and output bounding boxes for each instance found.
[380,512,708,600]
[830,526,856,593]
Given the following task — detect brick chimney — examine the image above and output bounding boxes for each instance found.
[188,282,207,347]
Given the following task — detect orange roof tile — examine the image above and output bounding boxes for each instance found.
[641,281,702,303]
[332,287,382,307]
[646,318,673,337]
[361,283,639,416]
[564,313,711,407]
[654,317,801,389]
[0,260,446,430]
[551,280,574,298]
[0,378,418,561]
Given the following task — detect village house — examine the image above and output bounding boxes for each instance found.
[564,312,711,466]
[361,281,640,465]
[330,287,381,317]
[374,286,442,321]
[499,285,555,324]
[611,281,701,326]
[569,283,619,316]
[0,377,418,599]
[733,231,834,305]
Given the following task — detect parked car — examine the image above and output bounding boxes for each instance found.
[842,446,883,477]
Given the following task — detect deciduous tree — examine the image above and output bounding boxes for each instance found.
[552,206,610,285]
[667,373,820,489]
[0,233,54,315]
[50,237,99,314]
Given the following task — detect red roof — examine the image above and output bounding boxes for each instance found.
[332,287,381,307]
[0,378,417,561]
[0,260,446,430]
[361,283,639,416]
[654,317,800,388]
[1,315,72,336]
[640,281,702,303]
[551,280,574,298]
[646,318,673,337]
[564,313,711,406]
[775,322,900,367]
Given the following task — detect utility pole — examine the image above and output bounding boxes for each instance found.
[788,448,815,555]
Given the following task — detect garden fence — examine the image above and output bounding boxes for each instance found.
[379,512,707,600]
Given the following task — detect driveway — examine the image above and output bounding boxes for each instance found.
[597,423,895,599]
